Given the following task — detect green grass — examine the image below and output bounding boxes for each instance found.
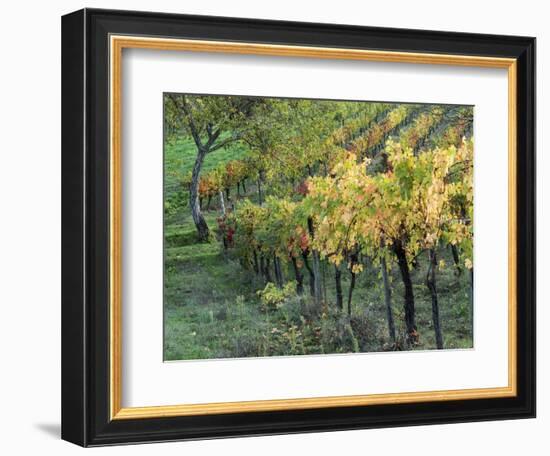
[164,211,472,361]
[164,137,252,226]
[164,136,251,187]
[164,216,268,360]
[163,135,473,361]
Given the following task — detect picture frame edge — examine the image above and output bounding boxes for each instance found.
[61,8,536,447]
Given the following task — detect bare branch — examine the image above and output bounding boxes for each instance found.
[204,127,221,150]
[208,133,242,153]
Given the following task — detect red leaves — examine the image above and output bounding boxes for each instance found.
[299,232,309,251]
[217,215,235,247]
[226,227,234,245]
[295,180,309,196]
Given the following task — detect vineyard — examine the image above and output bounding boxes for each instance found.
[163,95,474,361]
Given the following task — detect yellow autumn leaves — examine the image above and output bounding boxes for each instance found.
[304,138,474,270]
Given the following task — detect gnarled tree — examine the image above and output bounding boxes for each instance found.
[164,94,259,241]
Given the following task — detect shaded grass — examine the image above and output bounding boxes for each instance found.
[164,212,473,360]
[164,213,266,360]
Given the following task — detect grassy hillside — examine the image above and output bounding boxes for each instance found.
[163,99,474,361]
[164,208,472,361]
[164,137,250,190]
[164,141,472,361]
[164,137,252,227]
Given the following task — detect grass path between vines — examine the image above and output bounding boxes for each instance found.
[164,209,473,361]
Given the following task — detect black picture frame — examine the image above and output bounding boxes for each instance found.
[62,8,536,447]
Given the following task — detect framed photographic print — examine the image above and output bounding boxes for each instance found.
[61,8,536,447]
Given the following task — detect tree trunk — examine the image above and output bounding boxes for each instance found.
[273,255,280,286]
[334,264,343,310]
[206,195,212,211]
[218,190,226,216]
[392,240,417,344]
[426,249,443,349]
[189,147,210,241]
[222,234,228,251]
[312,250,322,308]
[259,255,265,279]
[252,249,259,274]
[279,257,285,284]
[225,187,231,201]
[242,179,246,193]
[264,257,273,283]
[380,255,396,343]
[273,254,284,288]
[291,256,304,294]
[347,271,356,316]
[451,244,462,276]
[346,252,359,316]
[302,251,315,296]
[307,217,323,310]
[236,182,240,197]
[322,260,328,303]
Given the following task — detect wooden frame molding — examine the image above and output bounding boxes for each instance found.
[109,35,518,421]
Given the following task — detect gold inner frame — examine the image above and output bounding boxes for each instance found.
[109,35,518,420]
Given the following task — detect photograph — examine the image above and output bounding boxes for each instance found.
[163,94,474,361]
[57,5,536,448]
